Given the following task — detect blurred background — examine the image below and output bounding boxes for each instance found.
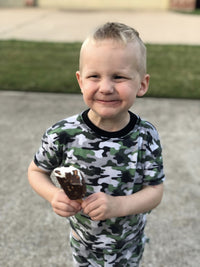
[0,0,200,11]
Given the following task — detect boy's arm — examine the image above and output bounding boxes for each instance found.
[82,183,164,221]
[28,160,81,217]
[28,160,59,203]
[116,183,164,217]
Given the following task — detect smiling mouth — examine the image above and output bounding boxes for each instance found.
[96,99,121,104]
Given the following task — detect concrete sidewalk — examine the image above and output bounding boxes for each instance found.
[0,91,200,267]
[0,7,200,267]
[0,7,200,44]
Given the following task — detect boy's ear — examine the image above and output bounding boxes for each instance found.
[76,71,83,92]
[137,74,150,97]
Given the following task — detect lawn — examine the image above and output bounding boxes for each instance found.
[0,40,200,99]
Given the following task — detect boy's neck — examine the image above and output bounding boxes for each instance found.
[87,109,130,132]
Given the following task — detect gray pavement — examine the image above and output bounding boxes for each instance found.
[0,7,200,44]
[0,7,200,267]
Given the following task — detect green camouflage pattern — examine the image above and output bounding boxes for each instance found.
[34,111,165,266]
[70,231,145,266]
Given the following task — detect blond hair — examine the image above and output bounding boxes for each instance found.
[80,22,147,76]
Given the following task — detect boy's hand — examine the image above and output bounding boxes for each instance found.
[82,192,118,221]
[51,189,82,217]
[82,184,164,220]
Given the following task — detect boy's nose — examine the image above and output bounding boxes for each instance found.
[99,79,114,94]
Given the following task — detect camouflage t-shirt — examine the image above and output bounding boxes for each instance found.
[34,110,165,254]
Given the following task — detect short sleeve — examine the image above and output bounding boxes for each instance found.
[142,123,165,186]
[34,129,63,172]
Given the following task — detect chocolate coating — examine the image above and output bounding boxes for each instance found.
[55,169,86,200]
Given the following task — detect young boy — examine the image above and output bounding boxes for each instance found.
[28,22,165,266]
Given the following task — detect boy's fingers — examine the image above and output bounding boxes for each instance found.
[82,194,98,209]
[56,191,81,210]
[82,201,100,216]
[53,207,77,217]
[69,200,82,211]
[55,202,76,212]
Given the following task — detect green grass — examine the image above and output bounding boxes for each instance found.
[174,9,200,15]
[146,44,200,98]
[0,40,200,99]
[0,41,81,93]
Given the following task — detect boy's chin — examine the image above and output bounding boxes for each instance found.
[90,108,129,121]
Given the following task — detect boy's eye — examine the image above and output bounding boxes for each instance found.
[87,75,99,79]
[113,75,126,80]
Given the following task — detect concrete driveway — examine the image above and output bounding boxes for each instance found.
[1,91,199,267]
[0,8,200,44]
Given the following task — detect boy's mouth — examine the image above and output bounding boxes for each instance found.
[95,99,121,105]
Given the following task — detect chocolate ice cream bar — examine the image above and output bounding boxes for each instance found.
[53,166,86,202]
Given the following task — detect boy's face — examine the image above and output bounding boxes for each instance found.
[76,39,149,129]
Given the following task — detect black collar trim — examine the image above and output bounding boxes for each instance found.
[82,109,138,138]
